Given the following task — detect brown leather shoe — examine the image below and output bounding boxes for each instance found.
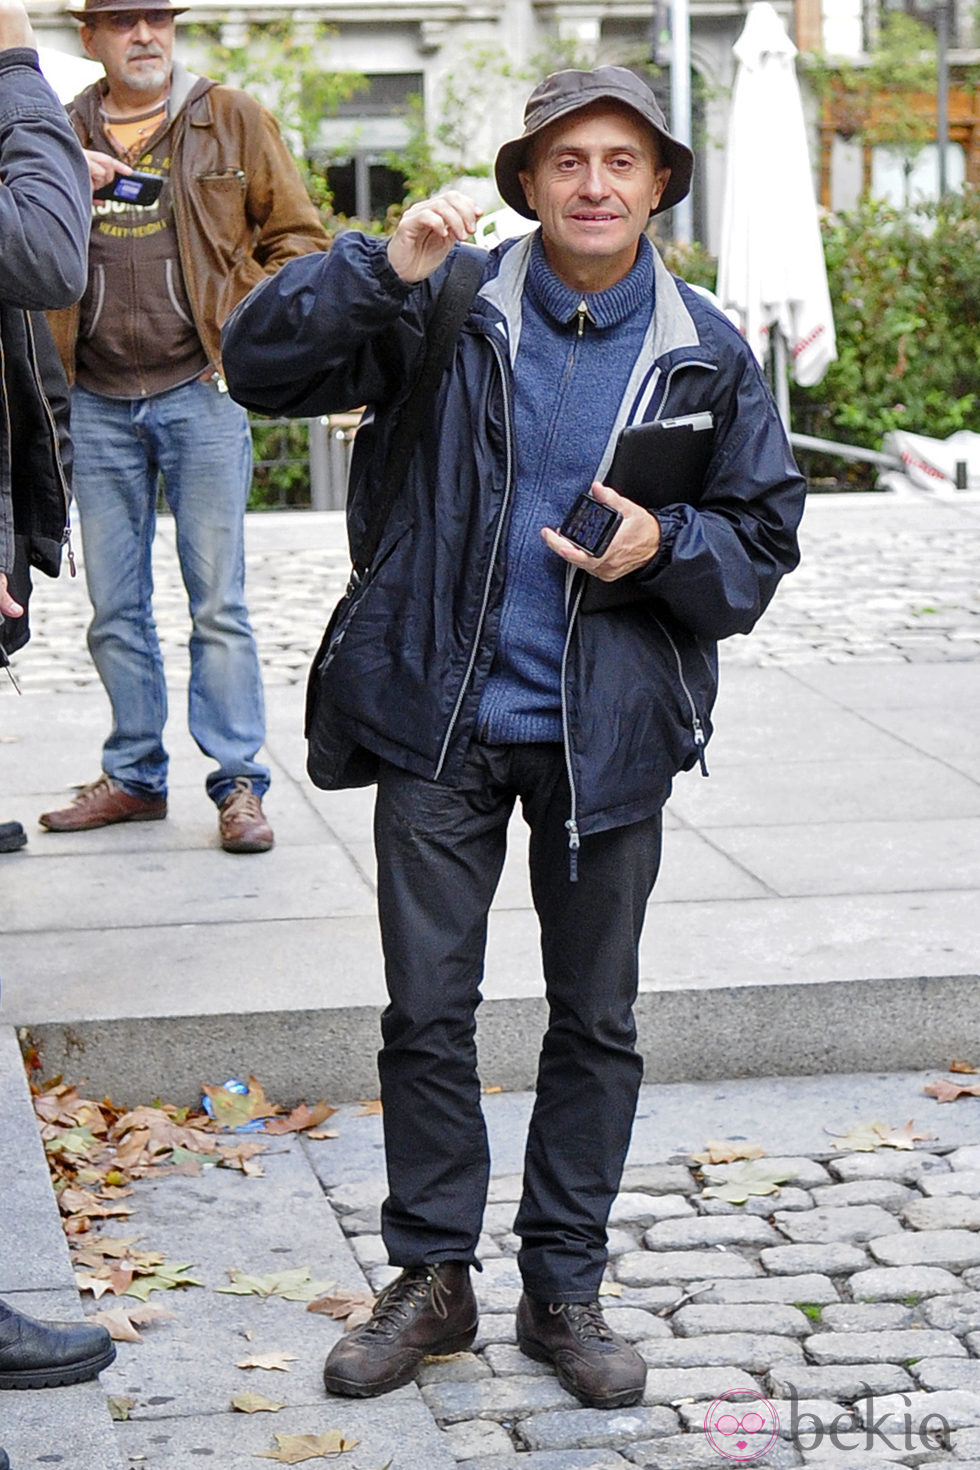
[218,778,274,853]
[39,775,166,832]
[516,1292,646,1409]
[323,1263,477,1398]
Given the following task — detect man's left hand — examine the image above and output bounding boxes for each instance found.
[541,481,661,582]
[0,571,24,620]
[83,149,133,193]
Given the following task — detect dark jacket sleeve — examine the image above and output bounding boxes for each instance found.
[221,230,422,418]
[638,345,805,640]
[0,49,90,310]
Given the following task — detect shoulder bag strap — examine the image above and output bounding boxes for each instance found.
[353,242,486,577]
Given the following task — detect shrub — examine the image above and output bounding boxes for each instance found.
[795,188,980,453]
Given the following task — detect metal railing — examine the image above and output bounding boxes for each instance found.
[248,413,361,511]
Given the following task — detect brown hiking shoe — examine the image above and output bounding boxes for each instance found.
[516,1293,646,1409]
[39,775,166,832]
[218,778,274,854]
[323,1263,477,1398]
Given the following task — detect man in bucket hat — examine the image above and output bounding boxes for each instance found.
[38,0,329,851]
[223,67,805,1407]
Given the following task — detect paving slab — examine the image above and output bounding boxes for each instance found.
[2,493,980,1469]
[4,497,979,1102]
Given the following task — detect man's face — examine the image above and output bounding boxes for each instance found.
[518,102,672,291]
[82,10,174,102]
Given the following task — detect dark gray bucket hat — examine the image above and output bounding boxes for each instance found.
[494,66,694,220]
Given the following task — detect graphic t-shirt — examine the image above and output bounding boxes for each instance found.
[75,101,208,398]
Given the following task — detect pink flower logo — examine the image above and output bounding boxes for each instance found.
[704,1388,781,1461]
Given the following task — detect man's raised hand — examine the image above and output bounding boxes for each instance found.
[0,0,35,50]
[386,191,481,284]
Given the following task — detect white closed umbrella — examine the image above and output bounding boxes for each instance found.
[37,45,103,104]
[716,2,836,425]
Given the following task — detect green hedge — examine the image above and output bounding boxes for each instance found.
[794,187,980,478]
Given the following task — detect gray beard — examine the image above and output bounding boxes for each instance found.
[121,61,169,96]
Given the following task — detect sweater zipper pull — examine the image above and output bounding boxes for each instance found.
[576,301,589,339]
[565,817,580,883]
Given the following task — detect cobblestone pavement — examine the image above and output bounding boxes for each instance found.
[89,1088,980,1470]
[11,493,980,696]
[332,1138,980,1468]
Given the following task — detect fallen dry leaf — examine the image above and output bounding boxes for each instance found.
[90,1302,176,1342]
[124,1261,204,1301]
[255,1432,358,1463]
[829,1119,933,1149]
[262,1101,337,1136]
[217,1140,268,1176]
[237,1352,299,1372]
[924,1078,980,1104]
[950,1059,979,1074]
[71,1236,140,1266]
[107,1395,136,1421]
[58,1186,132,1220]
[356,1099,383,1117]
[598,1280,623,1298]
[232,1392,286,1414]
[872,1120,934,1148]
[691,1140,766,1166]
[221,1268,335,1302]
[306,1288,376,1327]
[306,1130,339,1142]
[701,1158,793,1203]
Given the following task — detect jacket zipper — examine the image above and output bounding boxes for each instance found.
[23,314,76,576]
[560,572,587,881]
[168,110,218,375]
[652,613,709,776]
[433,331,514,779]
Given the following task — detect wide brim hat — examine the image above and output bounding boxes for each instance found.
[494,66,694,220]
[67,0,187,20]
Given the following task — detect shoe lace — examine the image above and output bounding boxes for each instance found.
[550,1300,616,1344]
[360,1267,452,1341]
[72,774,116,806]
[222,778,261,821]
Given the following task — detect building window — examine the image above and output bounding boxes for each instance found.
[871,139,966,204]
[312,72,421,221]
[877,0,959,46]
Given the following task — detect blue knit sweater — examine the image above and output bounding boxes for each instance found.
[476,233,656,743]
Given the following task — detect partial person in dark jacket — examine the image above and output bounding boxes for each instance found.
[0,9,116,1460]
[38,0,330,853]
[0,0,89,853]
[222,68,806,1409]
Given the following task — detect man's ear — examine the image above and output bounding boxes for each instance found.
[518,169,536,215]
[80,23,98,60]
[649,165,672,214]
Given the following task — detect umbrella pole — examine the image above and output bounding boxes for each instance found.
[772,328,791,431]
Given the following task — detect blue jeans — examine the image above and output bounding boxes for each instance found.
[71,380,268,806]
[374,743,663,1301]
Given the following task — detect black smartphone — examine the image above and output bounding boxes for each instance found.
[558,492,623,558]
[93,170,163,207]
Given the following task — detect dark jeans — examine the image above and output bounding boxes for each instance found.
[374,741,663,1302]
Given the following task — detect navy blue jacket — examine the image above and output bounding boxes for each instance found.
[0,48,88,653]
[223,230,806,840]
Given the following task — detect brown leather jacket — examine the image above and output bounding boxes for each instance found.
[48,61,330,382]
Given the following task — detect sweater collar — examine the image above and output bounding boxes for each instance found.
[526,232,655,330]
